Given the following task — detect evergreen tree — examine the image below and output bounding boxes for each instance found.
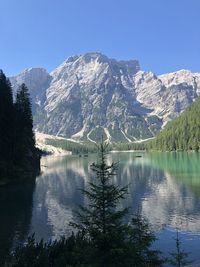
[72,142,163,267]
[0,70,14,164]
[14,83,38,171]
[0,71,40,180]
[126,213,163,267]
[149,97,200,151]
[7,142,164,266]
[169,230,192,267]
[72,142,128,266]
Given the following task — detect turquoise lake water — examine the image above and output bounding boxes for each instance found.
[1,151,200,265]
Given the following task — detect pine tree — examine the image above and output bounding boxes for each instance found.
[0,71,40,179]
[0,70,14,165]
[72,142,128,266]
[14,83,37,170]
[72,142,163,267]
[169,230,192,267]
[7,141,164,266]
[126,213,163,267]
[149,96,200,151]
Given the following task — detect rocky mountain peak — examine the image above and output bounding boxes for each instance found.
[159,69,199,87]
[9,53,200,142]
[10,67,52,109]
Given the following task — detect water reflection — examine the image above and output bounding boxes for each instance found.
[147,152,200,196]
[30,152,200,241]
[30,156,89,240]
[0,179,35,265]
[142,152,200,233]
[2,152,200,264]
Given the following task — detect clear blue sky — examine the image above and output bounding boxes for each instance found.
[1,0,200,76]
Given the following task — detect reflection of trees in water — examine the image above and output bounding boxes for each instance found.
[0,179,35,266]
[147,152,200,176]
[146,152,200,195]
[32,153,200,243]
[2,153,200,265]
[35,154,166,239]
[139,152,200,232]
[110,152,200,233]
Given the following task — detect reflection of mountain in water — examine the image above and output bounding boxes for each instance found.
[147,152,200,194]
[142,152,200,233]
[1,153,200,264]
[142,171,200,232]
[0,180,35,266]
[31,152,200,241]
[30,156,90,240]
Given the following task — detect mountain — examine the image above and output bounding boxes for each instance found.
[149,96,200,151]
[10,68,52,113]
[10,52,200,142]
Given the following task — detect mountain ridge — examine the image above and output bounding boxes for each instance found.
[10,52,200,142]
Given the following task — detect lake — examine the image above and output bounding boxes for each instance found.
[1,151,200,265]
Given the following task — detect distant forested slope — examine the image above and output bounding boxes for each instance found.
[149,97,200,151]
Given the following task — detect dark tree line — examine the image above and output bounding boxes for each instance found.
[0,70,40,180]
[45,139,147,155]
[45,138,99,154]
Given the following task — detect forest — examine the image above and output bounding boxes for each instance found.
[45,138,147,155]
[0,70,41,182]
[149,97,200,151]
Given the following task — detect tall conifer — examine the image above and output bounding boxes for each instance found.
[72,142,163,267]
[0,70,14,163]
[14,83,36,169]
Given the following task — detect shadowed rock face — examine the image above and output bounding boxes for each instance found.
[10,53,200,142]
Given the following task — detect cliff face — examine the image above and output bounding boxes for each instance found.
[10,53,200,142]
[10,68,52,113]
